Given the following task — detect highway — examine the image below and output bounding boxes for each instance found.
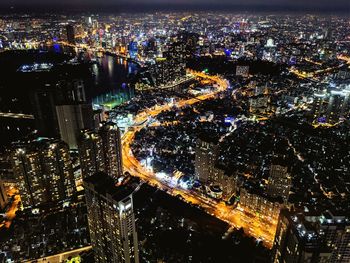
[122,70,277,248]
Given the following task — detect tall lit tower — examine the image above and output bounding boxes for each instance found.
[267,164,292,203]
[84,172,139,263]
[98,122,123,180]
[78,129,105,179]
[11,138,75,208]
[194,137,219,183]
[78,122,123,181]
[273,210,350,263]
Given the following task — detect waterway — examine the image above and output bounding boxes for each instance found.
[90,54,139,109]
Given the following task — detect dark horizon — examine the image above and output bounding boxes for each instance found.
[0,2,349,14]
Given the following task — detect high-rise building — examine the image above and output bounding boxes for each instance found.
[272,209,350,263]
[56,103,94,149]
[78,130,105,179]
[326,90,350,124]
[66,24,75,45]
[150,42,186,87]
[30,79,87,138]
[194,138,219,184]
[84,172,139,263]
[208,167,239,200]
[312,87,350,125]
[98,122,123,180]
[0,179,8,210]
[240,187,283,221]
[78,122,123,181]
[11,138,75,208]
[267,164,292,203]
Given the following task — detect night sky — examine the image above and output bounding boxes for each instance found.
[0,0,349,12]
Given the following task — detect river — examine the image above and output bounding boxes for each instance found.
[90,54,139,109]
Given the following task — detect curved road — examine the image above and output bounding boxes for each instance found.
[122,70,277,248]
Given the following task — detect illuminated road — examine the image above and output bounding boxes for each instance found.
[122,70,277,248]
[23,246,92,263]
[0,187,20,229]
[0,112,34,119]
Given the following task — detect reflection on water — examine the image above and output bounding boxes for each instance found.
[91,54,138,109]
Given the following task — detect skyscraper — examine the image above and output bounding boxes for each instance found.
[0,179,7,210]
[150,42,187,87]
[194,138,219,183]
[30,79,88,138]
[11,138,75,208]
[267,164,292,203]
[312,87,350,125]
[78,129,105,179]
[84,172,139,263]
[56,103,94,149]
[240,187,282,221]
[272,209,350,263]
[98,122,123,180]
[78,122,123,181]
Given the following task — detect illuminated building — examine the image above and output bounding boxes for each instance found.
[240,187,282,220]
[205,185,223,199]
[150,57,171,86]
[194,138,219,184]
[66,24,75,45]
[249,95,269,114]
[84,172,139,263]
[150,42,186,87]
[99,122,123,180]
[266,38,275,48]
[267,164,292,203]
[326,90,350,124]
[272,210,350,263]
[312,87,350,125]
[210,167,238,200]
[79,122,123,181]
[164,42,186,79]
[78,130,105,179]
[11,138,75,208]
[0,179,7,210]
[312,91,328,123]
[128,41,138,60]
[56,103,94,149]
[236,65,249,77]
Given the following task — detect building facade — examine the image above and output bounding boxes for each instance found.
[272,210,350,263]
[56,103,94,149]
[267,164,292,203]
[84,172,139,263]
[78,129,106,180]
[98,122,123,180]
[11,138,75,208]
[194,138,219,184]
[240,187,282,221]
[78,122,123,181]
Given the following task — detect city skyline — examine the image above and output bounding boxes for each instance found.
[0,7,349,263]
[0,0,349,13]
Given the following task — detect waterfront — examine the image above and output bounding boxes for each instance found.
[91,54,139,109]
